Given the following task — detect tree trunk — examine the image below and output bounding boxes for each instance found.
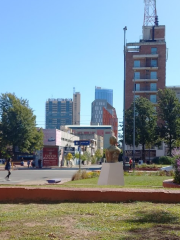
[142,144,146,163]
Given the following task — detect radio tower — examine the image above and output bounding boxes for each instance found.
[143,0,158,26]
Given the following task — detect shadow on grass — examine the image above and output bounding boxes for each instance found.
[127,209,178,224]
[125,209,180,240]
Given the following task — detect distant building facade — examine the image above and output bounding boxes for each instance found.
[73,92,81,125]
[65,125,113,149]
[45,98,73,129]
[36,129,79,167]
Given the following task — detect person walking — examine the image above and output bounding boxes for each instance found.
[129,158,133,170]
[27,160,30,168]
[5,158,12,181]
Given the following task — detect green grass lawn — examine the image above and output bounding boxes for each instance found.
[1,202,180,239]
[61,175,171,189]
[0,172,173,189]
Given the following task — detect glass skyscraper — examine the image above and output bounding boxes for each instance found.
[95,87,113,106]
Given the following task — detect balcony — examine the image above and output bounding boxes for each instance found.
[133,87,158,93]
[133,54,158,59]
[133,65,158,70]
[132,75,158,82]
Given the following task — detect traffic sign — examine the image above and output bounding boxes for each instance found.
[74,140,90,146]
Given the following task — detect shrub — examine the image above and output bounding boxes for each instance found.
[152,157,160,164]
[159,156,173,165]
[152,156,173,165]
[71,171,82,181]
[91,156,97,164]
[71,170,100,181]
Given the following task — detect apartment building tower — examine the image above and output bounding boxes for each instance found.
[46,98,73,129]
[73,92,81,125]
[125,20,166,110]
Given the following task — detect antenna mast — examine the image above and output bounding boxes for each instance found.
[143,0,158,26]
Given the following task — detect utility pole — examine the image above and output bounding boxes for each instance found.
[123,26,127,164]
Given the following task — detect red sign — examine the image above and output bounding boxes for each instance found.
[43,147,58,166]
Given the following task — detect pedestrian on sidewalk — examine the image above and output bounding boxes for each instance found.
[5,158,12,181]
[38,159,42,168]
[27,160,30,168]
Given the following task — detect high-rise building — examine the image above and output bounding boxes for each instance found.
[45,98,73,129]
[125,4,166,110]
[91,99,118,138]
[95,86,113,106]
[73,92,81,125]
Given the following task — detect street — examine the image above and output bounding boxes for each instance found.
[0,169,78,185]
[0,164,102,185]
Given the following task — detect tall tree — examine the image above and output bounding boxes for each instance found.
[0,93,44,158]
[125,97,157,161]
[157,89,180,156]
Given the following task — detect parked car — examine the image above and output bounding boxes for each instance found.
[160,165,174,172]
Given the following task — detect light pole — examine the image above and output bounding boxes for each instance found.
[123,26,127,164]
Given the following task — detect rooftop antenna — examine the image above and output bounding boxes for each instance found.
[73,87,75,94]
[143,0,158,26]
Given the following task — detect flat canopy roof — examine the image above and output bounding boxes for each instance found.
[65,125,112,130]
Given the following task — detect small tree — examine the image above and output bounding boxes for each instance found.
[95,149,103,162]
[83,151,91,163]
[65,153,73,161]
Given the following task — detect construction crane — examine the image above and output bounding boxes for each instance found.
[143,0,158,26]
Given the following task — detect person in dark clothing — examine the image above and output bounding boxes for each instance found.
[5,158,11,181]
[38,159,42,168]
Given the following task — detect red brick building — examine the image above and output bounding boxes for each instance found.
[125,25,166,110]
[103,107,118,138]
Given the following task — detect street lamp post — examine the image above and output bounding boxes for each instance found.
[123,26,127,164]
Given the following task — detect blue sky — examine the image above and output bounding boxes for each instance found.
[0,0,179,128]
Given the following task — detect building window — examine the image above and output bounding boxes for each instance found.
[150,95,157,103]
[134,72,140,79]
[151,60,157,67]
[135,95,140,99]
[150,72,157,79]
[150,83,157,91]
[134,60,140,67]
[151,47,157,54]
[135,84,140,91]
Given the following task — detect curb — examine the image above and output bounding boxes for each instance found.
[163,179,180,188]
[1,187,180,203]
